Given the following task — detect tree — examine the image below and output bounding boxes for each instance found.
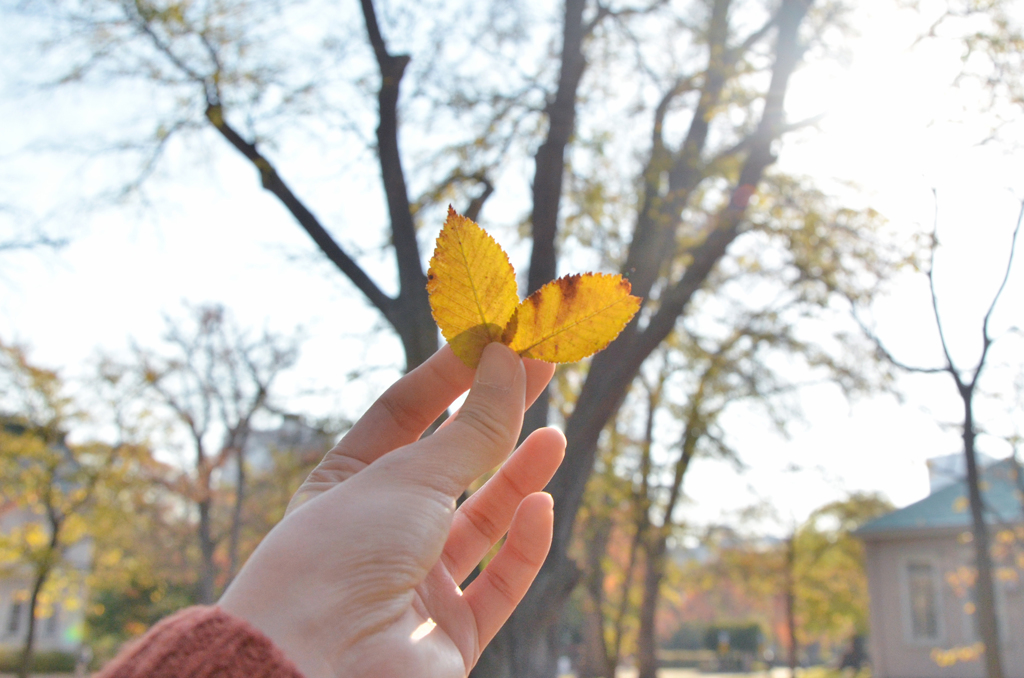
[11,1,916,674]
[572,443,638,678]
[662,493,889,672]
[620,287,884,678]
[628,323,796,678]
[767,494,892,674]
[569,215,898,676]
[908,0,1024,138]
[861,197,1024,678]
[790,493,892,667]
[0,231,66,254]
[0,204,67,255]
[0,341,141,678]
[489,3,903,672]
[101,304,300,603]
[84,424,327,660]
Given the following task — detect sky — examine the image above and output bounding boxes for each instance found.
[1,0,1022,535]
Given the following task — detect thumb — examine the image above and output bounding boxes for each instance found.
[385,342,527,498]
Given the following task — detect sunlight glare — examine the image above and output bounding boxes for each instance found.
[410,618,437,642]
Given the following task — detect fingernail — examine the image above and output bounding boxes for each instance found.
[475,343,518,391]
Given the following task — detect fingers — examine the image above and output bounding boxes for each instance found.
[283,346,469,514]
[464,492,553,654]
[329,345,475,466]
[335,347,553,468]
[385,344,528,497]
[522,358,556,413]
[300,344,554,477]
[422,357,554,437]
[442,427,565,584]
[287,345,554,514]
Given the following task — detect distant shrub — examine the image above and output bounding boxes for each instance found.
[703,623,762,653]
[0,649,77,673]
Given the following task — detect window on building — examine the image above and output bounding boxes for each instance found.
[907,562,940,640]
[6,601,22,636]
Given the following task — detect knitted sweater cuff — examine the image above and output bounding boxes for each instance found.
[95,606,305,678]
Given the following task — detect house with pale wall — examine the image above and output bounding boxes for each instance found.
[856,454,1024,678]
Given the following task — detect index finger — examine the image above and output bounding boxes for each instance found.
[326,345,555,467]
[287,345,554,516]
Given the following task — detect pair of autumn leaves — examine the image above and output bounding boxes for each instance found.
[428,207,640,368]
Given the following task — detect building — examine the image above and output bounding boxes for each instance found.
[242,415,334,472]
[857,455,1024,678]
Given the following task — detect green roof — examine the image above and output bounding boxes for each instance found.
[856,457,1024,537]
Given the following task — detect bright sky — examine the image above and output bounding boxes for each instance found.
[1,0,1022,534]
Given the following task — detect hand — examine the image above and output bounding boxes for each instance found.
[219,343,564,678]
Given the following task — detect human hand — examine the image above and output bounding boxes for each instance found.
[219,343,564,678]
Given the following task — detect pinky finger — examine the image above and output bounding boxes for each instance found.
[463,492,554,656]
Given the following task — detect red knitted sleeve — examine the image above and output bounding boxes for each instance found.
[94,606,305,678]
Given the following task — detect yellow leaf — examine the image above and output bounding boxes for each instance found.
[427,207,519,368]
[503,273,641,363]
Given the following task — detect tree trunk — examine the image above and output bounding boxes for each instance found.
[18,565,50,678]
[19,515,61,678]
[785,534,797,678]
[227,445,247,579]
[198,496,217,604]
[637,429,696,678]
[578,515,612,678]
[636,535,666,678]
[520,0,588,441]
[209,0,439,375]
[608,522,643,676]
[360,0,437,373]
[962,385,1005,678]
[227,423,255,580]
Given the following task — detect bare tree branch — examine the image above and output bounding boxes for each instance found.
[204,105,395,319]
[979,197,1024,368]
[728,9,781,62]
[926,190,964,386]
[0,235,69,253]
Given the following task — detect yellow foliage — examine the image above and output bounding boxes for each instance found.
[505,274,642,363]
[427,207,519,368]
[930,642,985,667]
[427,208,640,367]
[124,621,149,637]
[23,523,49,549]
[997,567,1019,582]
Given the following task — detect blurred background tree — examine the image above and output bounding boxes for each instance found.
[0,341,148,677]
[96,304,312,603]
